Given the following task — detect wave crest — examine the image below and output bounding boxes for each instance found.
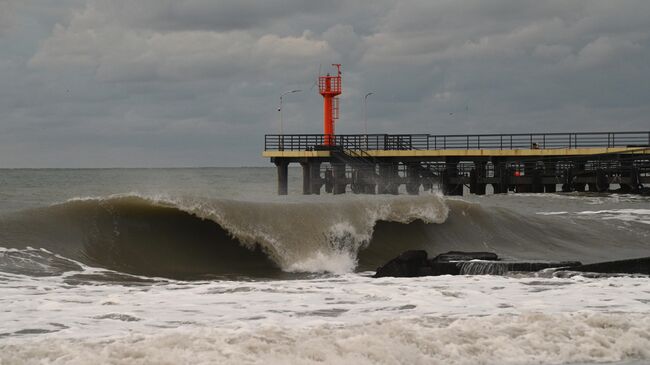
[0,194,449,278]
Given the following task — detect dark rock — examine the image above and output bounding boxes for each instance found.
[570,257,650,275]
[433,251,499,262]
[372,250,650,278]
[373,250,428,278]
[507,261,581,272]
[429,262,462,276]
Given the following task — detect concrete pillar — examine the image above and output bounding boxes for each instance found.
[351,165,376,194]
[276,160,288,195]
[442,160,463,196]
[377,164,389,194]
[310,162,321,195]
[324,168,333,193]
[561,168,573,192]
[332,163,346,194]
[301,162,311,195]
[470,162,486,195]
[572,162,586,192]
[492,159,508,194]
[531,166,543,193]
[406,163,420,195]
[619,160,638,192]
[515,162,534,193]
[544,161,557,193]
[421,165,435,192]
[362,165,377,194]
[596,169,610,192]
[378,163,398,194]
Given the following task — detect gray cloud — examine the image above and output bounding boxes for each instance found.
[0,0,649,167]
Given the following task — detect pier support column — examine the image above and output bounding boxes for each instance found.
[310,162,322,195]
[442,159,463,196]
[301,162,311,195]
[350,165,362,194]
[352,165,376,194]
[544,162,557,193]
[276,160,289,195]
[588,169,610,193]
[531,164,544,193]
[596,169,610,192]
[562,168,573,192]
[515,163,534,193]
[332,163,346,194]
[572,162,586,192]
[619,160,638,193]
[406,163,420,195]
[421,165,435,192]
[378,163,398,194]
[469,162,486,195]
[324,168,333,193]
[362,165,377,194]
[492,159,508,194]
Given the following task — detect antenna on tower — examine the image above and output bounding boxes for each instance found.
[309,64,322,92]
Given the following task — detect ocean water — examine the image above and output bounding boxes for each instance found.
[1,168,649,365]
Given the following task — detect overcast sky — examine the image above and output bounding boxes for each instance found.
[0,0,649,167]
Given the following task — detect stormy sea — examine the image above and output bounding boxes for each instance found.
[1,168,649,365]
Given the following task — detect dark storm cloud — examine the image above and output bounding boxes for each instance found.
[0,0,648,167]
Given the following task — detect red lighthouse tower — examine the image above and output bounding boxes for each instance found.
[319,64,342,146]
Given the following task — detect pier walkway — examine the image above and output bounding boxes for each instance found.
[263,131,650,195]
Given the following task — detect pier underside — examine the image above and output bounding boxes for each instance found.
[264,132,650,196]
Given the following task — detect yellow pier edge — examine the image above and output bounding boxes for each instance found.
[263,147,650,159]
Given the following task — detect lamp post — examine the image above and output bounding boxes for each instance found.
[278,89,301,150]
[363,92,374,148]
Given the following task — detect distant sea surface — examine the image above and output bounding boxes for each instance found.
[1,168,649,364]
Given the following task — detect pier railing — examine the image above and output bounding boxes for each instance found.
[265,132,650,151]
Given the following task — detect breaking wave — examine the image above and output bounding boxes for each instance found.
[0,194,447,279]
[0,193,648,279]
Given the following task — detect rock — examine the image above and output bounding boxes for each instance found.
[373,250,498,278]
[570,257,650,275]
[506,261,582,272]
[373,250,429,278]
[373,250,585,278]
[433,251,499,262]
[372,250,650,278]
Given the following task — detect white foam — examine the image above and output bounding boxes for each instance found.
[286,250,357,274]
[576,209,650,225]
[537,209,650,225]
[3,265,650,364]
[2,312,649,365]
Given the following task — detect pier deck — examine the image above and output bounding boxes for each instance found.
[263,132,650,195]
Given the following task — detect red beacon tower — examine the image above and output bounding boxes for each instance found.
[319,64,342,146]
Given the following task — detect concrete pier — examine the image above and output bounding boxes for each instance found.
[276,161,288,195]
[265,132,650,196]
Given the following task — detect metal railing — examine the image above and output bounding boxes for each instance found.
[265,132,650,151]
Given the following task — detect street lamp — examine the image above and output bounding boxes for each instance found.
[278,89,301,150]
[363,92,374,148]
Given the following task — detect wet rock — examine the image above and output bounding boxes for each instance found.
[506,261,581,272]
[373,250,429,278]
[373,250,484,278]
[570,257,650,275]
[433,251,499,262]
[373,250,584,278]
